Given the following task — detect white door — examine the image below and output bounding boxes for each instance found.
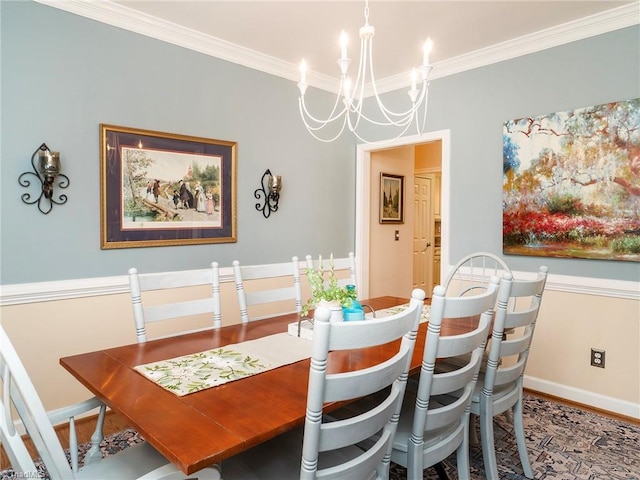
[413,175,433,295]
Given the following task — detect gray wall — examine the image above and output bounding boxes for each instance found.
[368,26,640,282]
[2,2,639,285]
[448,27,639,281]
[1,1,355,284]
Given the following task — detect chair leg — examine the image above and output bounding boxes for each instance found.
[479,402,500,480]
[84,405,106,467]
[455,420,471,480]
[469,413,480,447]
[406,441,424,480]
[504,408,514,424]
[433,462,451,480]
[513,397,534,479]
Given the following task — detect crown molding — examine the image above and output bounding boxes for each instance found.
[374,2,640,94]
[34,0,639,95]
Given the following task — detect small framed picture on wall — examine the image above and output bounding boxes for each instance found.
[379,173,404,224]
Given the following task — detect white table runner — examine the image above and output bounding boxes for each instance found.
[375,303,431,323]
[134,332,312,396]
[288,304,431,339]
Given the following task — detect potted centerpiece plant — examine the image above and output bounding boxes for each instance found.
[301,255,358,321]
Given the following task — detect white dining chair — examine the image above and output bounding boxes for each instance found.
[232,257,302,323]
[377,277,498,480]
[470,266,548,480]
[219,288,426,480]
[0,324,221,480]
[443,252,511,298]
[439,252,514,403]
[128,262,222,343]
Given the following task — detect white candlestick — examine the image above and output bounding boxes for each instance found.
[340,31,348,60]
[300,59,307,83]
[423,37,433,66]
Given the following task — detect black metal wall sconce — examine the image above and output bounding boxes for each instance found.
[254,169,282,218]
[18,143,69,214]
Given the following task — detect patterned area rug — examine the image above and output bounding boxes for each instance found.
[2,394,638,479]
[390,394,640,480]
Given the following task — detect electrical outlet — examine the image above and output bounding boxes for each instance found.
[590,348,605,368]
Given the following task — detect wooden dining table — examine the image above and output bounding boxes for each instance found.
[60,296,479,475]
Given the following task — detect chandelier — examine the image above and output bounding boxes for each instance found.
[297,0,433,143]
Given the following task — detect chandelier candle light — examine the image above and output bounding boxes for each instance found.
[297,0,433,143]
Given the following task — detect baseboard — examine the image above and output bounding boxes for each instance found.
[524,375,640,420]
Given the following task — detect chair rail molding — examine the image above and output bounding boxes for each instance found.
[0,261,638,306]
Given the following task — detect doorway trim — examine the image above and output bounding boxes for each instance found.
[355,130,451,299]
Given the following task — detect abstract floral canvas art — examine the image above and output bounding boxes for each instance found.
[503,98,640,261]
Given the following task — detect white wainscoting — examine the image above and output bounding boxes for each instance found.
[1,263,638,306]
[1,261,638,420]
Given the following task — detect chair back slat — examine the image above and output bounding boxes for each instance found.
[499,331,532,358]
[143,297,217,323]
[329,312,417,351]
[233,257,302,323]
[128,262,221,343]
[244,286,298,306]
[493,358,527,387]
[319,386,400,451]
[136,268,214,290]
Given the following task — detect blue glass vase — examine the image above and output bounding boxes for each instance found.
[343,285,365,321]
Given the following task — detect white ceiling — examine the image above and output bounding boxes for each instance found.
[38,0,638,92]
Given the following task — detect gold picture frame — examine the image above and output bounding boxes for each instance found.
[100,124,237,249]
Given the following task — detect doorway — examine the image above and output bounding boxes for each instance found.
[355,130,450,299]
[413,175,433,294]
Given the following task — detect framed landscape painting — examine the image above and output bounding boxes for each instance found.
[502,98,640,262]
[380,173,404,223]
[100,124,237,249]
